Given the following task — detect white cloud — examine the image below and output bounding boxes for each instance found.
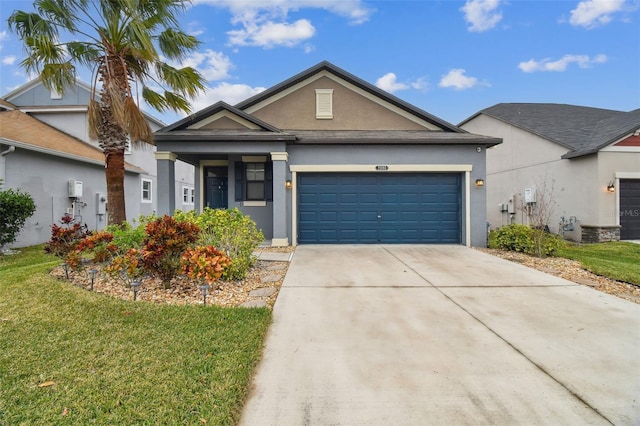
[460,0,503,32]
[569,0,627,28]
[2,56,16,65]
[438,69,481,90]
[0,30,8,51]
[518,54,608,72]
[194,0,374,48]
[375,73,429,94]
[189,82,266,113]
[228,19,315,48]
[376,73,408,93]
[176,49,233,81]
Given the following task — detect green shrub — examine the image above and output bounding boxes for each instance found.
[106,219,147,255]
[0,188,36,247]
[175,208,264,280]
[493,224,565,257]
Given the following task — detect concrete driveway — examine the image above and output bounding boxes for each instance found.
[240,245,640,425]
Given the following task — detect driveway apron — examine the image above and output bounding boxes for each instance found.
[240,245,640,426]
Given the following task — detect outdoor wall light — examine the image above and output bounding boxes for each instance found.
[61,262,69,280]
[607,181,616,193]
[475,178,485,188]
[285,180,292,189]
[88,268,98,291]
[200,284,211,306]
[131,280,141,301]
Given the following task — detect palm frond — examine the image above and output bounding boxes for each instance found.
[87,99,101,140]
[141,86,169,111]
[124,97,154,145]
[157,28,200,61]
[107,84,127,130]
[40,62,76,94]
[156,62,206,99]
[164,91,191,113]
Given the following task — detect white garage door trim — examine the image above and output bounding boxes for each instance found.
[614,172,640,226]
[289,164,473,247]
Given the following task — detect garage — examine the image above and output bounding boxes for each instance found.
[620,179,640,240]
[297,173,461,244]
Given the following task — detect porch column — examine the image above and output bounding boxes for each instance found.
[271,152,289,246]
[155,151,177,216]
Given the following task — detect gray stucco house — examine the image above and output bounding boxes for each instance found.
[0,100,144,247]
[155,61,501,247]
[460,103,640,242]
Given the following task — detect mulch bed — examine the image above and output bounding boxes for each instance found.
[477,248,640,305]
[51,246,295,308]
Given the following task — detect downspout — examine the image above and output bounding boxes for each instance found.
[0,145,16,185]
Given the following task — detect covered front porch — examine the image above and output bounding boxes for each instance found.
[155,146,293,247]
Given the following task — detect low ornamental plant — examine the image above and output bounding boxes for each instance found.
[72,230,117,265]
[175,208,263,281]
[105,248,146,283]
[141,215,200,288]
[44,215,91,260]
[181,246,231,286]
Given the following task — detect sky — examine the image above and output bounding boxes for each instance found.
[0,0,638,126]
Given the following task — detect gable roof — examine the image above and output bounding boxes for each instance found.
[0,110,143,173]
[461,103,640,158]
[0,98,16,111]
[159,101,284,133]
[235,61,463,133]
[2,78,166,128]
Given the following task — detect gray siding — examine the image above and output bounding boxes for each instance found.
[3,148,140,247]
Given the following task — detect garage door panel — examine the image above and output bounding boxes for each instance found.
[298,173,461,244]
[620,179,640,240]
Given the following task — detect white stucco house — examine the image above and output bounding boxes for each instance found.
[460,103,640,242]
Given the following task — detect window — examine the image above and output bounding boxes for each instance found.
[50,88,62,100]
[141,179,152,203]
[246,163,265,200]
[234,161,273,203]
[124,137,132,154]
[182,186,195,205]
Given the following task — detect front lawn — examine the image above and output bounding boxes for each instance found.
[0,246,271,425]
[557,242,640,285]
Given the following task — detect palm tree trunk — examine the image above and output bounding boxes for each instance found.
[105,150,126,225]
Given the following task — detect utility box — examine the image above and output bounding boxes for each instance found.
[96,192,107,215]
[524,187,536,204]
[68,180,83,198]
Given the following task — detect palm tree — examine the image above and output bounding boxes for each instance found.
[8,0,206,225]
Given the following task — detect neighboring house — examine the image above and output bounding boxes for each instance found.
[459,103,640,242]
[1,78,196,219]
[154,61,501,247]
[0,104,144,247]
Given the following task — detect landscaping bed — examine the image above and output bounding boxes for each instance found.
[51,246,294,308]
[478,247,640,304]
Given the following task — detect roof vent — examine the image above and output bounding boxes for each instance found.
[315,89,333,119]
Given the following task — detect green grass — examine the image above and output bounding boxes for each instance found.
[557,241,640,285]
[0,246,271,425]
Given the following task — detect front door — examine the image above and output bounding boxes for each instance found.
[205,167,228,209]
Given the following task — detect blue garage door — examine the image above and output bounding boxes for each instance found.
[298,173,461,244]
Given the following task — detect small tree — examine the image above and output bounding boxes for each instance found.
[519,177,560,257]
[0,188,36,250]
